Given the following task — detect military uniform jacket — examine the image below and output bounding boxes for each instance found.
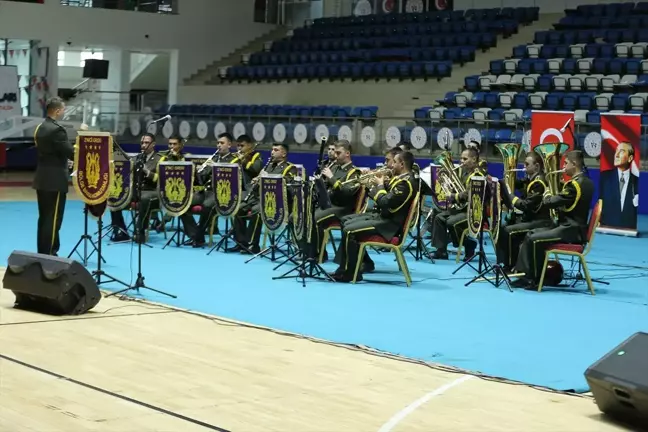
[265,159,297,179]
[544,172,594,238]
[33,117,75,192]
[507,173,551,222]
[233,151,263,190]
[327,162,361,209]
[454,166,486,204]
[368,172,416,239]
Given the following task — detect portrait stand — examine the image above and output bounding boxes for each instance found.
[106,153,176,299]
[67,205,104,266]
[273,178,335,287]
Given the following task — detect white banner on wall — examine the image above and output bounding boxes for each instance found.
[0,66,21,121]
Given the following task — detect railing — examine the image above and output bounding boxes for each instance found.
[59,0,176,14]
[92,112,648,170]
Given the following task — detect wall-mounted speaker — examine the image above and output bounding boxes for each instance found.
[2,251,101,315]
[585,332,648,431]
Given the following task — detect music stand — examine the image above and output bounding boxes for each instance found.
[105,152,176,299]
[405,166,432,261]
[92,209,129,289]
[67,204,104,266]
[273,178,335,287]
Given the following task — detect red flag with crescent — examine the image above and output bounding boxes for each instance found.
[531,110,575,179]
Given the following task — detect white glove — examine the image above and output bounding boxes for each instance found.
[633,194,639,208]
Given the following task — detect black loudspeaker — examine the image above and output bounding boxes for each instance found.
[585,332,648,431]
[82,59,109,80]
[2,251,102,315]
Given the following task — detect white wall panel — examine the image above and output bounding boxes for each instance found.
[0,0,274,82]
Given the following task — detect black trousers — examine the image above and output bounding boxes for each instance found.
[110,210,128,232]
[313,206,352,259]
[336,215,378,277]
[136,190,158,235]
[516,225,583,281]
[495,219,553,269]
[233,198,262,248]
[431,210,475,253]
[36,190,66,256]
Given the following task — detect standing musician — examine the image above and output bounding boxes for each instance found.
[180,132,235,247]
[512,150,594,289]
[109,133,160,242]
[331,151,416,282]
[229,143,297,254]
[429,147,485,260]
[495,151,552,272]
[33,97,75,256]
[312,140,362,260]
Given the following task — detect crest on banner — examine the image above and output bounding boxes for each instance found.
[157,161,194,217]
[108,160,133,211]
[212,163,242,217]
[72,131,113,205]
[467,176,487,239]
[260,174,288,233]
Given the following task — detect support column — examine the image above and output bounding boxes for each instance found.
[167,49,179,106]
[100,49,131,132]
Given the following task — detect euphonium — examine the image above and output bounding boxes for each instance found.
[495,142,522,194]
[434,152,465,194]
[534,143,570,222]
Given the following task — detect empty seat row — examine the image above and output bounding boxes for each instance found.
[312,7,538,27]
[249,47,476,66]
[554,16,648,30]
[565,3,648,17]
[294,20,517,40]
[470,73,642,92]
[534,29,648,45]
[513,43,648,60]
[489,57,647,76]
[225,61,452,81]
[270,33,497,53]
[165,104,377,118]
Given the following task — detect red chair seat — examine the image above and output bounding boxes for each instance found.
[325,221,341,229]
[191,205,203,213]
[358,234,399,246]
[550,243,584,253]
[130,201,138,209]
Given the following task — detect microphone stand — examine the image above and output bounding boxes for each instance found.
[106,134,176,299]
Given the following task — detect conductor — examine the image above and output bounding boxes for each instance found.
[32,97,75,256]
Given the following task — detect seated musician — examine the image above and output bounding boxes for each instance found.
[331,151,416,282]
[512,150,594,289]
[109,132,160,242]
[495,151,553,273]
[180,132,235,247]
[312,140,362,260]
[429,147,485,260]
[466,140,488,173]
[229,142,297,254]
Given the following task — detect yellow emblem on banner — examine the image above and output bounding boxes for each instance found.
[216,179,231,206]
[471,193,482,224]
[110,172,123,199]
[264,191,277,220]
[164,177,187,204]
[86,152,101,189]
[435,181,446,201]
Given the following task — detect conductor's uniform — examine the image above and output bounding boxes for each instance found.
[313,162,362,259]
[335,172,416,281]
[495,173,553,269]
[32,117,74,255]
[516,172,594,281]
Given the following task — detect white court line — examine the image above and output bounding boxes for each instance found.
[377,375,475,432]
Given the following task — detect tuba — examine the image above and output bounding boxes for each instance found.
[495,143,522,195]
[534,143,570,223]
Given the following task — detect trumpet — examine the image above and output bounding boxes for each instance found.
[340,167,392,186]
[547,169,565,175]
[506,168,526,172]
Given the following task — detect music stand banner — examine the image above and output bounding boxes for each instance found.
[72,131,113,205]
[292,182,305,241]
[428,164,449,211]
[108,160,133,212]
[531,110,575,181]
[260,174,288,233]
[212,163,242,218]
[489,179,501,245]
[467,176,487,239]
[598,113,641,237]
[157,161,194,217]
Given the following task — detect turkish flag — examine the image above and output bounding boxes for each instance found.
[531,110,575,180]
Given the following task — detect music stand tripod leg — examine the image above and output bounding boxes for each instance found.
[92,215,129,289]
[68,205,105,266]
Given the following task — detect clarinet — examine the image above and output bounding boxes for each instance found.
[243,157,272,203]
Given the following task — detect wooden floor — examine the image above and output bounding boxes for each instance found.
[0,269,629,432]
[0,182,632,431]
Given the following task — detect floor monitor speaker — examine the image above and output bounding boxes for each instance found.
[2,251,101,315]
[585,332,648,431]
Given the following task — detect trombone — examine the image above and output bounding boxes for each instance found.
[233,142,260,163]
